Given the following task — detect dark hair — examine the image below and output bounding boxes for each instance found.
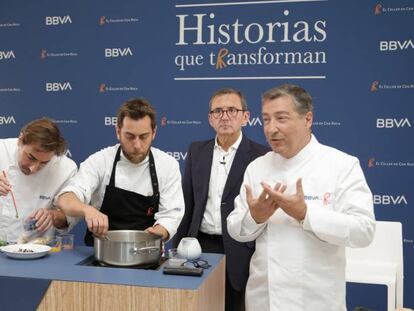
[20,118,67,156]
[209,88,248,111]
[117,98,157,130]
[262,84,313,115]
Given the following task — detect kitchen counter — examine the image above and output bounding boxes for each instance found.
[0,246,225,310]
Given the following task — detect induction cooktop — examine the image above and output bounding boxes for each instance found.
[76,255,165,270]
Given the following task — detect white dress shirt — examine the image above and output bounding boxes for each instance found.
[227,135,375,311]
[59,144,184,240]
[200,133,242,235]
[0,138,77,242]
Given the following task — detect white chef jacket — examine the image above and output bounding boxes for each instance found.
[200,133,242,235]
[0,138,77,243]
[58,144,184,240]
[227,135,375,311]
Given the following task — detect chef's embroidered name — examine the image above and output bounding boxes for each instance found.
[39,195,51,200]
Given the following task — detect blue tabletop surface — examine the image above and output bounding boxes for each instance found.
[0,246,224,290]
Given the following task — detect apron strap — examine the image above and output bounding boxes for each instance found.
[108,147,122,187]
[148,150,160,212]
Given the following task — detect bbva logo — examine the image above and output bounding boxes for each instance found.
[379,39,414,51]
[105,47,133,58]
[166,151,188,161]
[376,118,411,128]
[0,50,16,60]
[373,195,408,205]
[45,82,72,92]
[45,15,72,25]
[0,116,16,125]
[104,117,117,126]
[246,117,262,126]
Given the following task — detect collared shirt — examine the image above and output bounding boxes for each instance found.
[200,133,243,235]
[59,144,184,240]
[227,135,375,311]
[0,138,77,243]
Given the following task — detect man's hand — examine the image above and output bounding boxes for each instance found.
[261,178,307,222]
[246,182,287,224]
[146,224,169,241]
[28,208,53,232]
[84,205,108,236]
[0,173,11,196]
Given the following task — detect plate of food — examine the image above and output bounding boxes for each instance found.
[0,244,51,259]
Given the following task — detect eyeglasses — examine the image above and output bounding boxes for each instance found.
[209,107,245,119]
[181,259,211,269]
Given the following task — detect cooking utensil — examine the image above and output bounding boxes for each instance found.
[94,230,162,266]
[2,170,19,218]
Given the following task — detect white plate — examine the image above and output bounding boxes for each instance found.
[0,244,51,259]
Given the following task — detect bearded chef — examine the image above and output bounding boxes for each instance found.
[56,98,184,244]
[0,118,77,243]
[227,84,375,311]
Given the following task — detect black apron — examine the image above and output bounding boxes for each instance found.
[84,147,160,246]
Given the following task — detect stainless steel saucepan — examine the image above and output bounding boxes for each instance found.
[94,230,162,266]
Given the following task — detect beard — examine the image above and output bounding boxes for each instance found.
[121,147,150,164]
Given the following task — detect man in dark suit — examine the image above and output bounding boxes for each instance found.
[173,88,269,311]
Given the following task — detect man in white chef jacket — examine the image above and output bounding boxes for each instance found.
[227,84,375,311]
[0,118,77,243]
[56,98,184,245]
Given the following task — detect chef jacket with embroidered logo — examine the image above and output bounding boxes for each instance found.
[227,135,375,311]
[0,138,77,242]
[57,144,184,240]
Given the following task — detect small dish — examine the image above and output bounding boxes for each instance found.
[0,243,51,259]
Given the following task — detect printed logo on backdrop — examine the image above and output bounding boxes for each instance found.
[99,83,138,93]
[104,117,117,126]
[0,116,16,125]
[166,151,188,162]
[45,82,72,92]
[0,50,16,60]
[368,157,414,168]
[104,48,133,58]
[376,118,411,128]
[0,21,20,27]
[65,149,72,158]
[160,116,202,126]
[371,80,414,91]
[312,120,341,126]
[40,49,78,59]
[174,2,327,78]
[374,3,414,15]
[373,194,408,207]
[52,119,78,125]
[379,39,414,51]
[45,15,72,26]
[0,87,21,93]
[246,117,262,127]
[99,16,139,25]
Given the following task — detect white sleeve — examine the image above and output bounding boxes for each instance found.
[56,151,107,206]
[227,166,267,243]
[303,158,376,247]
[48,157,80,233]
[153,158,184,241]
[57,160,80,232]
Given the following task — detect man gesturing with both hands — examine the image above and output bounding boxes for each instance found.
[227,84,375,311]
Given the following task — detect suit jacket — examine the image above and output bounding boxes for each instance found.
[173,135,270,291]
